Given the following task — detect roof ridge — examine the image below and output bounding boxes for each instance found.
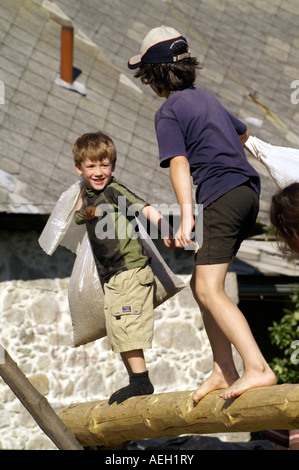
[41,0,72,27]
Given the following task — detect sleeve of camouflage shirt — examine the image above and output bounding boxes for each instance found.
[74,206,86,225]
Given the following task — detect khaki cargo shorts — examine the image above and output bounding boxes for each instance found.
[104,265,155,353]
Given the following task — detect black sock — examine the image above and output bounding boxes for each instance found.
[108,371,154,405]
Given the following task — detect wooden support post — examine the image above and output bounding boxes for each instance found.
[58,384,299,448]
[0,346,83,450]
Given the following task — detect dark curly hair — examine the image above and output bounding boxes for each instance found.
[270,182,299,254]
[134,44,201,95]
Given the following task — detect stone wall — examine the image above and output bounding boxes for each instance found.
[0,272,242,450]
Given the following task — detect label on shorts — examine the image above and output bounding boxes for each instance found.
[122,306,131,313]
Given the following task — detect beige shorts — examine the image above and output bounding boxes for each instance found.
[104,265,155,353]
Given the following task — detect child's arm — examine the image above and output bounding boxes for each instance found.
[75,186,86,211]
[141,204,175,249]
[239,129,250,147]
[74,187,87,225]
[169,156,195,248]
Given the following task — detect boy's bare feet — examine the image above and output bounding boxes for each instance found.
[219,367,277,400]
[192,365,239,404]
[192,363,277,404]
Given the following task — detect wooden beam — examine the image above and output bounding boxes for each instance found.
[58,384,299,448]
[0,347,83,450]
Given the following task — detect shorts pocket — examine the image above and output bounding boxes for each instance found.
[111,304,141,317]
[108,267,154,318]
[136,267,154,286]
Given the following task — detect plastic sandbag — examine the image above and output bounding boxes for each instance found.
[245,136,299,188]
[137,220,186,308]
[39,180,186,347]
[69,220,186,347]
[68,233,107,346]
[39,179,86,255]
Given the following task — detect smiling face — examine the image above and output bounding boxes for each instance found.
[72,132,117,191]
[75,157,115,191]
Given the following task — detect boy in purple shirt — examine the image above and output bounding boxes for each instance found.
[128,26,277,402]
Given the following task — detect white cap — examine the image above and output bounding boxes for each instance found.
[128,25,189,69]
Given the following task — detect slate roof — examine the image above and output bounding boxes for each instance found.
[1,0,299,229]
[233,239,299,276]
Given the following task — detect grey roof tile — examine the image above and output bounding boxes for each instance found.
[0,0,298,228]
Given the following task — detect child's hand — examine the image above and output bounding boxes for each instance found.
[163,236,175,250]
[83,205,97,220]
[174,218,195,248]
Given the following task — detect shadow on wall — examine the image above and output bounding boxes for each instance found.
[0,214,195,281]
[0,214,76,281]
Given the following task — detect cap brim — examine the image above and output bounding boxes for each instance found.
[128,54,142,69]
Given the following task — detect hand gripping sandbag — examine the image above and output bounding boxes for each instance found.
[245,136,299,188]
[69,219,187,347]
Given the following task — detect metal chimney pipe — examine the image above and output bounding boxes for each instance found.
[60,26,74,83]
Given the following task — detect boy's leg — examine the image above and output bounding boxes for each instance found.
[120,349,147,375]
[104,266,155,405]
[191,267,239,402]
[191,287,239,401]
[191,262,277,402]
[108,349,154,405]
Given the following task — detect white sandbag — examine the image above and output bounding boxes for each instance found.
[137,220,186,308]
[245,136,299,188]
[38,179,86,255]
[39,180,187,347]
[69,219,186,347]
[68,233,107,346]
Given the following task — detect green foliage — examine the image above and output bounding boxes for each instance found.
[268,289,299,384]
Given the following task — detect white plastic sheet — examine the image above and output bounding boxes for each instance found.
[38,179,86,255]
[245,136,299,188]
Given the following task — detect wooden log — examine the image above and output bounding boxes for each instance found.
[58,384,299,448]
[0,346,83,450]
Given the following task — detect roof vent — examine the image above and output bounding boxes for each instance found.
[60,25,73,84]
[55,26,86,95]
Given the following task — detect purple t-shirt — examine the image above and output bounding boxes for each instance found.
[155,87,260,209]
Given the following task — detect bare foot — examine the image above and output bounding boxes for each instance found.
[219,367,277,400]
[192,368,239,404]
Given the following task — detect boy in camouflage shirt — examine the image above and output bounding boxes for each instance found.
[73,131,174,404]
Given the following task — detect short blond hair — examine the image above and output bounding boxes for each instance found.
[72,131,117,168]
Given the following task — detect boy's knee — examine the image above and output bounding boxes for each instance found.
[195,286,208,307]
[189,274,196,295]
[191,277,225,309]
[190,277,206,308]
